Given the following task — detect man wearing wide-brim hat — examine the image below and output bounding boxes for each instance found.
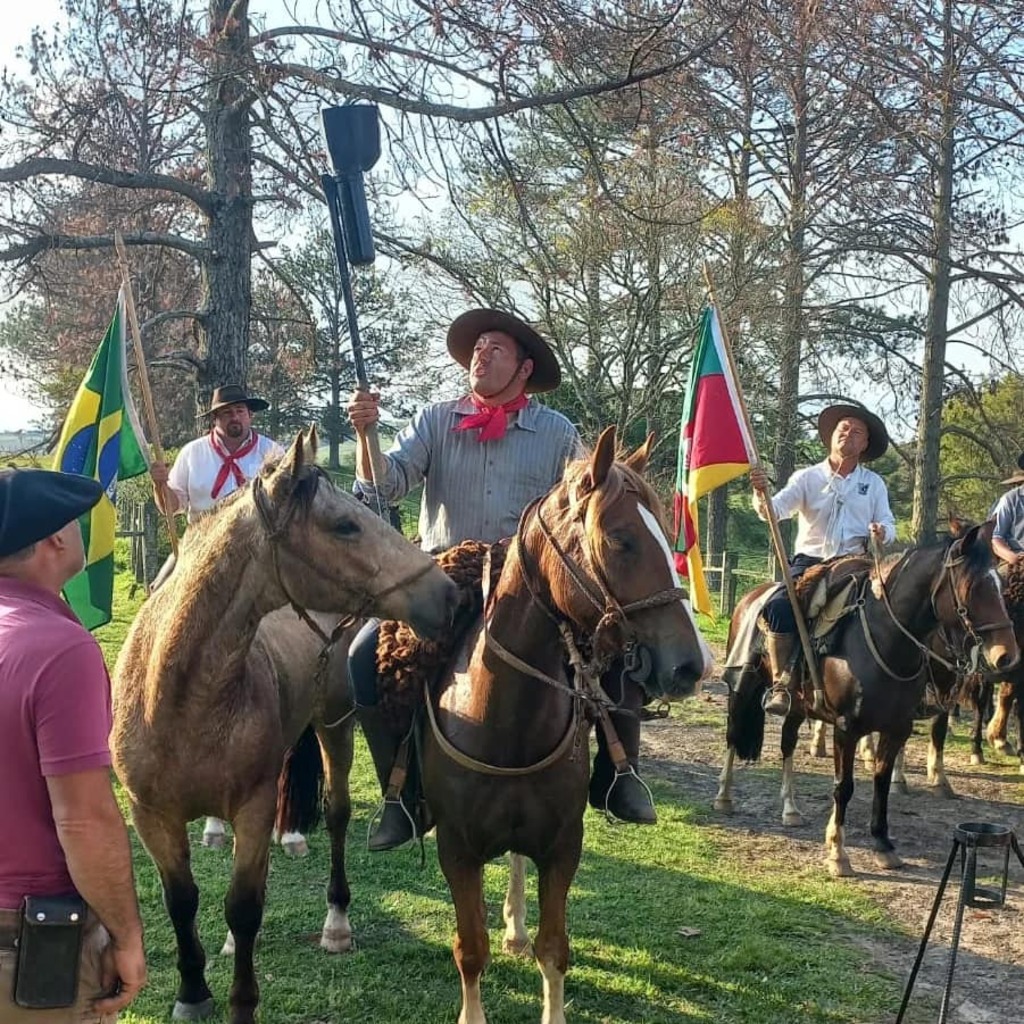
[0,469,147,1018]
[346,308,660,848]
[150,384,284,524]
[749,402,897,715]
[991,451,1024,566]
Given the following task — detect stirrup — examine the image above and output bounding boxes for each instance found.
[601,765,655,824]
[367,795,419,850]
[762,685,793,716]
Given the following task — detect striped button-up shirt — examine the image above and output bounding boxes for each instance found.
[357,397,582,552]
[993,485,1024,553]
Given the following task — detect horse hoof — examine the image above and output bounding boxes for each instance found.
[874,850,904,871]
[970,753,984,766]
[201,831,227,849]
[894,780,909,796]
[502,936,534,958]
[989,739,1009,755]
[713,797,734,815]
[281,836,309,858]
[220,932,235,957]
[810,741,828,758]
[827,857,855,879]
[321,929,355,954]
[782,811,803,828]
[929,782,955,800]
[173,999,216,1020]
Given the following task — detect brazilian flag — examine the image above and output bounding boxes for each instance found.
[53,292,150,629]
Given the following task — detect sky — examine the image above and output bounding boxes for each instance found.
[0,0,63,429]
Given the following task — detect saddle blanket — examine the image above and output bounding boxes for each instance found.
[723,585,779,669]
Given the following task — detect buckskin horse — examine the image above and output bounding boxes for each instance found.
[714,521,1017,877]
[421,426,711,1024]
[112,429,458,1024]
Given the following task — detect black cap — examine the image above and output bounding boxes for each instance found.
[0,469,105,558]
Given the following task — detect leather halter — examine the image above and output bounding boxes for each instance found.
[250,472,437,651]
[862,541,1013,681]
[426,483,690,778]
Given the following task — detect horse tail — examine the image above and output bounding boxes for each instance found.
[275,724,324,837]
[724,666,767,762]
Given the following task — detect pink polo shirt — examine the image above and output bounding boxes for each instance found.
[0,577,112,909]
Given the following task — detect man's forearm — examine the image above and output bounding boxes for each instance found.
[992,537,1018,563]
[355,432,389,489]
[56,805,143,944]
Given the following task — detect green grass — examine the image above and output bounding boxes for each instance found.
[99,562,913,1024]
[111,740,908,1024]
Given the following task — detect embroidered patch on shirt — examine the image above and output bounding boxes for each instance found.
[858,483,870,495]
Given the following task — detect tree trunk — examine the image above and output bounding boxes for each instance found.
[198,0,253,405]
[911,0,956,545]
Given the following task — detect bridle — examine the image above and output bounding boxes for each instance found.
[250,471,437,651]
[426,482,692,778]
[863,540,1013,681]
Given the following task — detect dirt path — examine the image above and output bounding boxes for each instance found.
[640,673,1024,1024]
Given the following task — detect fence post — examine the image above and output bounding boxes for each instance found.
[721,550,739,616]
[143,500,161,585]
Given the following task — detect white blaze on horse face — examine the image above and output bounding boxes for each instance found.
[636,504,714,679]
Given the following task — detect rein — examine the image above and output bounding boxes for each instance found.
[425,486,687,778]
[863,540,1012,681]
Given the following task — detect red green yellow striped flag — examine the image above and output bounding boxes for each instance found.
[673,305,756,615]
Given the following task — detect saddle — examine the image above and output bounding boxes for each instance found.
[376,540,508,735]
[792,555,872,655]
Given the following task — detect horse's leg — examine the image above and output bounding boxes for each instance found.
[987,682,1015,757]
[437,834,489,1024]
[974,680,993,764]
[317,721,356,953]
[809,718,828,758]
[223,786,276,1024]
[780,713,803,827]
[713,746,736,814]
[502,853,532,957]
[858,732,877,769]
[870,730,911,870]
[824,729,856,878]
[276,830,309,857]
[203,816,228,849]
[926,713,954,797]
[892,749,909,794]
[131,802,214,1018]
[535,831,582,1024]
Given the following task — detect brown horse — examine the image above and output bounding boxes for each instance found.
[112,429,458,1024]
[715,521,1017,877]
[422,426,711,1024]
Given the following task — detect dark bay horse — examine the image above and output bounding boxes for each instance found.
[422,426,711,1023]
[112,429,458,1024]
[715,521,1017,877]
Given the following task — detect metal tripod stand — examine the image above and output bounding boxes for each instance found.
[895,821,1024,1024]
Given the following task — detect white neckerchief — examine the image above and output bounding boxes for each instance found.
[821,462,862,558]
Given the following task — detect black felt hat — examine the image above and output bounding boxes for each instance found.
[446,309,561,393]
[817,403,889,462]
[0,469,105,558]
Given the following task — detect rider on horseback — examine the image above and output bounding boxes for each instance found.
[750,404,896,715]
[991,452,1024,568]
[347,309,659,850]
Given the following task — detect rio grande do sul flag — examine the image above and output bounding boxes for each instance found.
[52,291,150,630]
[673,305,757,615]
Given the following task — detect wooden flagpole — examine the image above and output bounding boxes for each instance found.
[113,232,179,557]
[701,263,824,707]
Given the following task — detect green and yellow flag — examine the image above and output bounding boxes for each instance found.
[53,291,149,629]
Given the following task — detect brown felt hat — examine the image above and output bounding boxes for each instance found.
[1000,452,1024,486]
[446,309,561,394]
[817,403,889,462]
[206,384,269,416]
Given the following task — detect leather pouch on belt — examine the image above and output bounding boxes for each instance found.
[14,894,86,1009]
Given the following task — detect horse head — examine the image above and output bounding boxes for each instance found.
[933,520,1018,673]
[257,426,458,639]
[528,424,711,700]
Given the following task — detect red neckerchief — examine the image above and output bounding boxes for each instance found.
[451,394,529,442]
[210,430,259,499]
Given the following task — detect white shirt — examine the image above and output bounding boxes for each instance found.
[168,432,285,522]
[754,459,896,559]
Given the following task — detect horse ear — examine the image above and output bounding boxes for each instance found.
[590,425,616,489]
[276,430,307,482]
[303,424,319,466]
[947,509,968,538]
[624,431,656,474]
[957,519,994,561]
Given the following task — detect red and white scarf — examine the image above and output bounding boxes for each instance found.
[210,430,259,499]
[452,394,529,442]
